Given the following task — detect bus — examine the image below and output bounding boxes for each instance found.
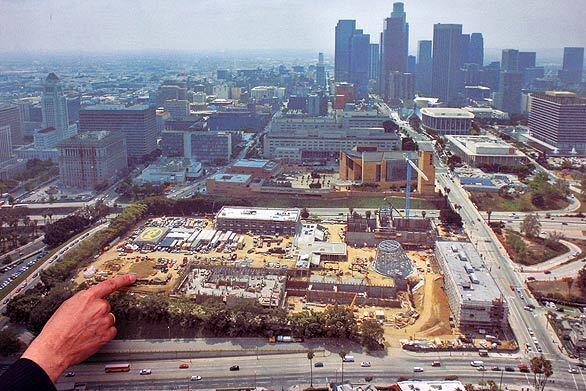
[104,363,131,373]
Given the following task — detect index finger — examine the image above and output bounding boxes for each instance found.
[87,274,136,298]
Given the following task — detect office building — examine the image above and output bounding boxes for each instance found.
[461,34,470,65]
[380,2,409,99]
[529,91,586,154]
[369,44,381,81]
[215,206,301,235]
[387,72,415,104]
[495,71,523,114]
[559,47,584,85]
[164,99,190,119]
[469,33,484,66]
[307,93,328,116]
[216,69,231,80]
[335,20,357,82]
[420,108,474,135]
[156,83,187,106]
[500,49,519,72]
[162,129,234,163]
[57,131,128,190]
[408,55,417,74]
[228,159,281,179]
[350,30,371,99]
[519,52,536,72]
[66,94,80,124]
[446,134,528,167]
[79,104,158,161]
[0,104,23,146]
[0,125,12,160]
[41,73,69,136]
[481,61,501,92]
[432,24,463,105]
[416,40,433,95]
[134,157,202,185]
[316,52,326,88]
[334,83,356,109]
[435,241,507,329]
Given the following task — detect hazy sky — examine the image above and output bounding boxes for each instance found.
[0,0,584,54]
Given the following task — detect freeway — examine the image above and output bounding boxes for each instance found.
[60,350,586,390]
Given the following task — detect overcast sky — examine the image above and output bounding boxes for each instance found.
[1,0,584,54]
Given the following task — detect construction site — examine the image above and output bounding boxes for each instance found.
[73,203,514,349]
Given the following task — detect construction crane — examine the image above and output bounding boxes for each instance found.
[404,152,429,218]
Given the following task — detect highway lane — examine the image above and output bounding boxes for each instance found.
[60,351,585,390]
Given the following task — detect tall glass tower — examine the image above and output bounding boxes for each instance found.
[41,73,69,136]
[380,2,409,98]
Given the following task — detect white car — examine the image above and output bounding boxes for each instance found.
[413,367,424,373]
[139,368,151,375]
[190,375,202,381]
[360,361,371,368]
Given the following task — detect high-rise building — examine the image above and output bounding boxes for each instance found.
[387,72,415,104]
[431,24,463,105]
[380,2,409,99]
[519,52,536,72]
[79,105,158,162]
[307,93,328,116]
[559,47,584,85]
[349,29,371,99]
[529,91,586,154]
[41,73,69,136]
[416,40,433,95]
[461,34,470,65]
[495,71,523,114]
[0,125,12,160]
[66,94,80,124]
[164,99,190,119]
[407,55,417,74]
[335,20,357,82]
[0,104,23,146]
[57,131,128,190]
[501,49,520,72]
[469,33,484,66]
[316,52,326,88]
[369,44,381,81]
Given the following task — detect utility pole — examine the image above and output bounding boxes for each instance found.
[499,369,504,391]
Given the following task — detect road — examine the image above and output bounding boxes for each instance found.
[59,350,586,390]
[0,222,109,309]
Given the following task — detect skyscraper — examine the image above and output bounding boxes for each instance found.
[469,33,484,66]
[79,105,158,162]
[416,40,433,95]
[501,49,520,72]
[559,47,584,85]
[316,52,326,89]
[518,52,536,72]
[0,125,12,160]
[407,55,417,74]
[369,44,381,81]
[461,34,470,65]
[495,71,523,114]
[380,2,409,98]
[335,20,357,82]
[349,30,371,99]
[431,24,463,105]
[41,73,69,137]
[0,104,23,146]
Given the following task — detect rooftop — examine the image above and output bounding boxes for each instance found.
[83,104,151,111]
[216,206,301,223]
[232,159,274,169]
[421,107,475,119]
[57,131,123,148]
[436,241,504,303]
[396,381,466,391]
[209,173,252,184]
[446,134,525,157]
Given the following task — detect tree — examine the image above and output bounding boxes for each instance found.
[365,210,372,220]
[300,208,310,219]
[439,208,463,228]
[577,266,586,297]
[530,355,553,391]
[338,347,348,382]
[520,213,541,239]
[360,319,385,350]
[562,277,574,299]
[464,384,474,391]
[581,177,586,200]
[307,349,315,387]
[0,328,22,355]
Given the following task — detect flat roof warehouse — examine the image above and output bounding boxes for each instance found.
[217,206,301,223]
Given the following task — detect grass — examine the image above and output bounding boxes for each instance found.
[470,192,570,212]
[249,195,436,210]
[527,279,585,304]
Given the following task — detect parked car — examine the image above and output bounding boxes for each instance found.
[139,369,151,375]
[360,361,371,368]
[314,362,324,368]
[229,365,240,371]
[413,367,424,373]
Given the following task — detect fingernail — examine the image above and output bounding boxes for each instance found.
[128,273,137,283]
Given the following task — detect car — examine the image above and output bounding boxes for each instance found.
[477,366,487,372]
[491,366,501,371]
[568,368,579,374]
[65,371,75,377]
[444,375,459,381]
[229,365,240,371]
[505,366,515,372]
[360,361,371,368]
[413,367,424,373]
[544,270,552,275]
[432,361,441,367]
[314,362,324,368]
[179,363,189,369]
[190,375,202,381]
[139,368,152,375]
[562,222,568,226]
